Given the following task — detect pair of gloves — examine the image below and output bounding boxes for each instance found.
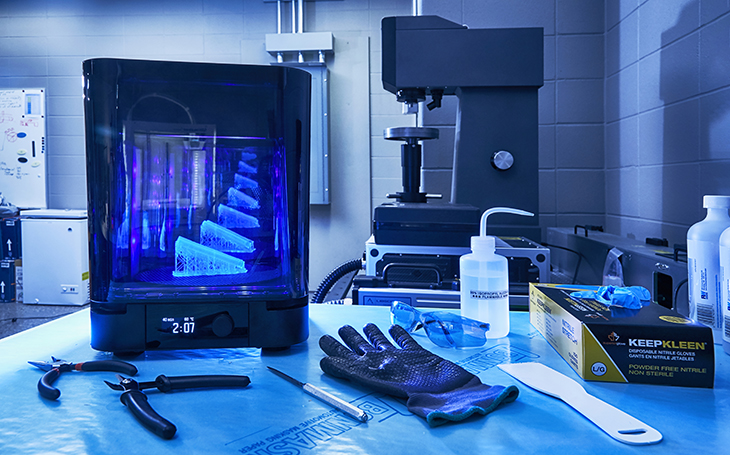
[319,323,519,427]
[570,285,651,310]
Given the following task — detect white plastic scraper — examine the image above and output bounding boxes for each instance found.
[498,362,662,445]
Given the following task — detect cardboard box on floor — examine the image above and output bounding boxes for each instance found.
[529,283,714,388]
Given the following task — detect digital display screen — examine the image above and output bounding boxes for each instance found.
[160,316,196,335]
[146,303,251,349]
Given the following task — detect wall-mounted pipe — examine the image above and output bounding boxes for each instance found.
[276,1,283,62]
[297,0,304,62]
[291,0,296,33]
[298,0,304,33]
[269,0,331,64]
[277,1,282,33]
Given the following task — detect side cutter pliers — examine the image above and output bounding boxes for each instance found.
[28,356,138,400]
[105,374,251,439]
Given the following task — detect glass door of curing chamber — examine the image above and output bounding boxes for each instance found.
[123,126,284,284]
[84,59,310,306]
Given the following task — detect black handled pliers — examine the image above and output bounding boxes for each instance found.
[28,356,138,400]
[105,374,251,439]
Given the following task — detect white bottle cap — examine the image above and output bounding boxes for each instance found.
[703,195,730,209]
[471,234,495,253]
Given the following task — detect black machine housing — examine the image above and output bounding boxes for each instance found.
[380,15,543,239]
[84,59,311,354]
[352,16,548,310]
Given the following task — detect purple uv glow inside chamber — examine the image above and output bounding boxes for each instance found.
[83,58,311,353]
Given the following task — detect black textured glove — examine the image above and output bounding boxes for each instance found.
[319,323,519,426]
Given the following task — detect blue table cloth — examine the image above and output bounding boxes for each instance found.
[1,305,728,454]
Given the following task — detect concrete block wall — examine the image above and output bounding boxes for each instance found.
[417,0,730,248]
[419,0,607,237]
[0,0,412,286]
[606,0,730,244]
[3,0,729,286]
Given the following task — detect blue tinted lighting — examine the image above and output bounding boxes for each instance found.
[227,187,259,210]
[200,220,254,253]
[218,204,260,229]
[173,236,248,277]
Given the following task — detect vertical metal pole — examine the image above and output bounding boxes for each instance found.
[291,0,296,33]
[297,0,303,33]
[277,0,282,33]
[276,1,283,62]
[297,0,304,62]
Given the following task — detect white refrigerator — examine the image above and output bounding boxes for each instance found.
[20,209,89,305]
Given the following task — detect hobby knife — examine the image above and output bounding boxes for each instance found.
[267,366,368,422]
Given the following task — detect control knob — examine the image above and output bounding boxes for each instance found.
[491,150,514,171]
[211,313,234,337]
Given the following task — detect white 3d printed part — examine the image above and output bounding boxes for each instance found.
[173,236,247,277]
[227,187,260,209]
[217,204,260,229]
[234,173,259,190]
[200,220,254,253]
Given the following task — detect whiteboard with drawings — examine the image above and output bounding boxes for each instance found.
[0,88,47,209]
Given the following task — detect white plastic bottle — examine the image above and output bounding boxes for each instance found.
[460,207,533,339]
[719,226,730,355]
[687,195,730,341]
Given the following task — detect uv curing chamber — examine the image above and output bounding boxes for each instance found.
[83,59,311,354]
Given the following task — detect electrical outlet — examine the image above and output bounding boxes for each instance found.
[61,285,79,294]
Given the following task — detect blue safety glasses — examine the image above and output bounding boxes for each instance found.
[390,301,490,348]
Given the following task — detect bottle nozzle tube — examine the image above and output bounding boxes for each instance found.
[479,207,534,237]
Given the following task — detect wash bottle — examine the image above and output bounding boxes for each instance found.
[459,207,533,338]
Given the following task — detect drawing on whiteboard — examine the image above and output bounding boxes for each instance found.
[0,91,22,109]
[0,89,46,208]
[4,128,17,143]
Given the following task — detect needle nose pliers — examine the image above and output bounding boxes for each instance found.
[105,374,251,439]
[28,356,138,400]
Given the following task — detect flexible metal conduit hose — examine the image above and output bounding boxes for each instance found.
[311,258,364,304]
